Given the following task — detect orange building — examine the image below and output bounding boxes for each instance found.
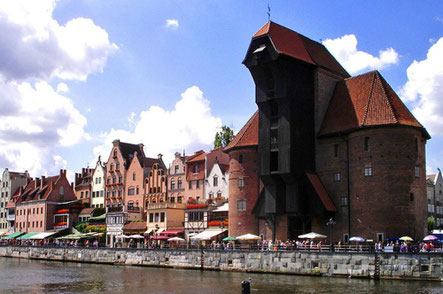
[144,157,167,205]
[184,150,206,203]
[105,140,145,208]
[125,152,165,211]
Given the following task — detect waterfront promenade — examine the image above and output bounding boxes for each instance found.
[0,245,442,282]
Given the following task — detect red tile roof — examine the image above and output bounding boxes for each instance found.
[306,173,336,212]
[252,21,349,78]
[319,71,429,138]
[224,111,259,152]
[187,150,206,162]
[15,176,59,204]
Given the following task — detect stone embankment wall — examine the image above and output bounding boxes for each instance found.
[0,246,441,281]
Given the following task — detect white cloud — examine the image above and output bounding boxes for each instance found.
[400,38,443,136]
[0,80,87,176]
[0,0,118,81]
[165,19,179,29]
[323,34,399,75]
[93,86,222,165]
[0,0,115,178]
[56,82,69,93]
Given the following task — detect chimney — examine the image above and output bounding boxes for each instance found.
[158,153,163,160]
[134,151,138,157]
[82,168,85,175]
[112,139,120,146]
[70,182,74,189]
[34,178,39,189]
[41,176,45,188]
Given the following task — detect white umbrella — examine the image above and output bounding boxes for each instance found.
[129,234,145,239]
[298,232,327,239]
[349,236,365,242]
[117,234,130,239]
[236,233,261,241]
[168,237,185,242]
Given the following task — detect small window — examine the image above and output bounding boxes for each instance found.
[415,166,420,178]
[196,180,200,188]
[174,165,179,174]
[341,197,348,206]
[364,137,370,151]
[133,173,136,181]
[170,181,175,190]
[193,165,199,173]
[110,164,114,170]
[188,181,192,189]
[333,173,341,182]
[217,191,222,198]
[128,188,135,195]
[116,163,120,170]
[213,176,218,187]
[364,167,373,177]
[239,155,243,164]
[334,144,339,157]
[160,212,165,222]
[410,193,414,202]
[343,234,349,244]
[237,200,246,211]
[113,149,117,157]
[209,192,214,199]
[415,138,418,153]
[177,180,182,189]
[136,186,139,195]
[238,178,244,188]
[377,233,384,243]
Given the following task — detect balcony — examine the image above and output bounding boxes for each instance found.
[107,206,124,213]
[146,203,185,210]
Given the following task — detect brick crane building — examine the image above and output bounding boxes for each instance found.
[230,21,429,243]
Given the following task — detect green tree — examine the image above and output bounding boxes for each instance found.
[214,126,234,148]
[427,217,436,232]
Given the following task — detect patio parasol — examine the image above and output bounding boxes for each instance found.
[423,235,438,241]
[349,236,365,242]
[168,237,185,242]
[236,233,261,241]
[399,236,413,241]
[298,232,327,239]
[223,236,237,242]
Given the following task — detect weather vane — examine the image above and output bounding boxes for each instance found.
[267,4,271,21]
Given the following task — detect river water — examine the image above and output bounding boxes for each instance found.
[0,257,441,293]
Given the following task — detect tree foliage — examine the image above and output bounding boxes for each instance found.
[428,217,436,232]
[214,126,234,148]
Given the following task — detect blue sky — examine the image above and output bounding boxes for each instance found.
[0,0,442,180]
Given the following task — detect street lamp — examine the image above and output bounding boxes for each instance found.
[326,218,336,249]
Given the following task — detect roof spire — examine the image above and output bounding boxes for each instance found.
[267,4,271,21]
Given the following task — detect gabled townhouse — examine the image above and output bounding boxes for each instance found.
[125,152,164,212]
[105,140,145,208]
[167,152,186,204]
[91,157,106,209]
[204,147,230,201]
[184,150,206,203]
[74,168,94,206]
[10,170,80,233]
[0,168,29,233]
[144,156,167,205]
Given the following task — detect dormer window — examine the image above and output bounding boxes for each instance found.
[113,149,117,157]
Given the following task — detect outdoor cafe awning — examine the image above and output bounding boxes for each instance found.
[2,232,24,239]
[160,230,183,236]
[30,232,57,240]
[17,232,40,240]
[191,229,226,241]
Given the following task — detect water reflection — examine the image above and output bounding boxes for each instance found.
[0,258,441,294]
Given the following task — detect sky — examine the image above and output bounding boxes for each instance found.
[0,0,442,182]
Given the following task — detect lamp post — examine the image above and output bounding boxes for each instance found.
[326,218,336,250]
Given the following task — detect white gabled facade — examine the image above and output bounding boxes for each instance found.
[205,162,229,201]
[91,157,106,208]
